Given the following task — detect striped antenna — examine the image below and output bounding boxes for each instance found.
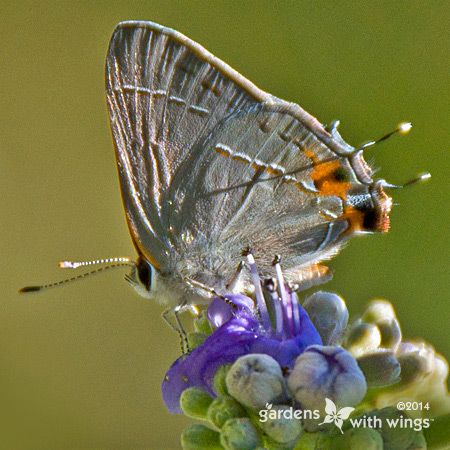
[19,257,134,293]
[59,256,132,269]
[382,172,431,189]
[358,122,412,151]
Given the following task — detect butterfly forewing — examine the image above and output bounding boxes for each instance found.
[106,21,271,268]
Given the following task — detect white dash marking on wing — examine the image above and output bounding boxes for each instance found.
[215,143,232,155]
[118,85,168,98]
[269,163,286,174]
[189,105,209,115]
[169,95,186,105]
[233,152,251,162]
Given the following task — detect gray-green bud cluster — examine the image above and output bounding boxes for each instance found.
[357,350,401,387]
[180,356,304,449]
[373,341,450,417]
[361,300,402,351]
[303,291,349,345]
[225,354,287,410]
[287,345,367,431]
[178,298,449,449]
[258,404,303,444]
[346,300,402,357]
[345,300,403,389]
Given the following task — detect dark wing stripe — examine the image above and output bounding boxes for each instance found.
[132,30,145,156]
[108,43,166,241]
[115,21,270,102]
[160,41,184,146]
[112,59,134,141]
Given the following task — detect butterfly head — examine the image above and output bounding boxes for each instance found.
[344,179,393,234]
[125,256,156,299]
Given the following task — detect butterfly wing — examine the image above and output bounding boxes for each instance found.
[106,21,391,284]
[167,102,383,282]
[106,21,267,270]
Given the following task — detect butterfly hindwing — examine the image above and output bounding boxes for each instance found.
[168,104,357,278]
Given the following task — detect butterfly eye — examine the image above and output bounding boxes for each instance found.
[136,257,153,292]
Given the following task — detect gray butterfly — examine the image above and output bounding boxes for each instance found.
[105,21,393,309]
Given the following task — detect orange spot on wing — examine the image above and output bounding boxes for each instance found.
[266,167,284,176]
[342,206,365,233]
[305,150,391,234]
[215,148,231,158]
[305,149,370,233]
[305,149,350,200]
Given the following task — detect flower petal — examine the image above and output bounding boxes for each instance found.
[162,303,322,413]
[206,295,254,328]
[162,316,260,413]
[288,346,367,412]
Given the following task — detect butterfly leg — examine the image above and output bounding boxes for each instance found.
[225,261,245,291]
[185,277,237,310]
[162,302,190,354]
[174,300,190,354]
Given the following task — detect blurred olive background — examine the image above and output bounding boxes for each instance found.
[1,1,448,449]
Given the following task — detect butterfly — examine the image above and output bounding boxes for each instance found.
[23,20,426,321]
[104,20,400,309]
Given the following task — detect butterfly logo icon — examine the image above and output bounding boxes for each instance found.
[318,398,354,433]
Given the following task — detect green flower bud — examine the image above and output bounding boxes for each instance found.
[293,431,319,450]
[207,396,247,429]
[180,387,213,419]
[262,436,295,450]
[258,404,303,444]
[307,433,334,449]
[341,428,383,450]
[408,431,428,450]
[366,408,426,450]
[187,332,208,350]
[362,300,396,324]
[303,291,349,345]
[396,342,434,385]
[194,312,213,335]
[357,350,401,387]
[288,346,367,413]
[346,321,381,358]
[181,424,223,450]
[220,418,261,450]
[377,317,402,351]
[226,354,287,410]
[359,300,401,352]
[213,365,231,397]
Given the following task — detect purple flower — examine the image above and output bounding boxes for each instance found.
[162,258,322,413]
[206,294,254,328]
